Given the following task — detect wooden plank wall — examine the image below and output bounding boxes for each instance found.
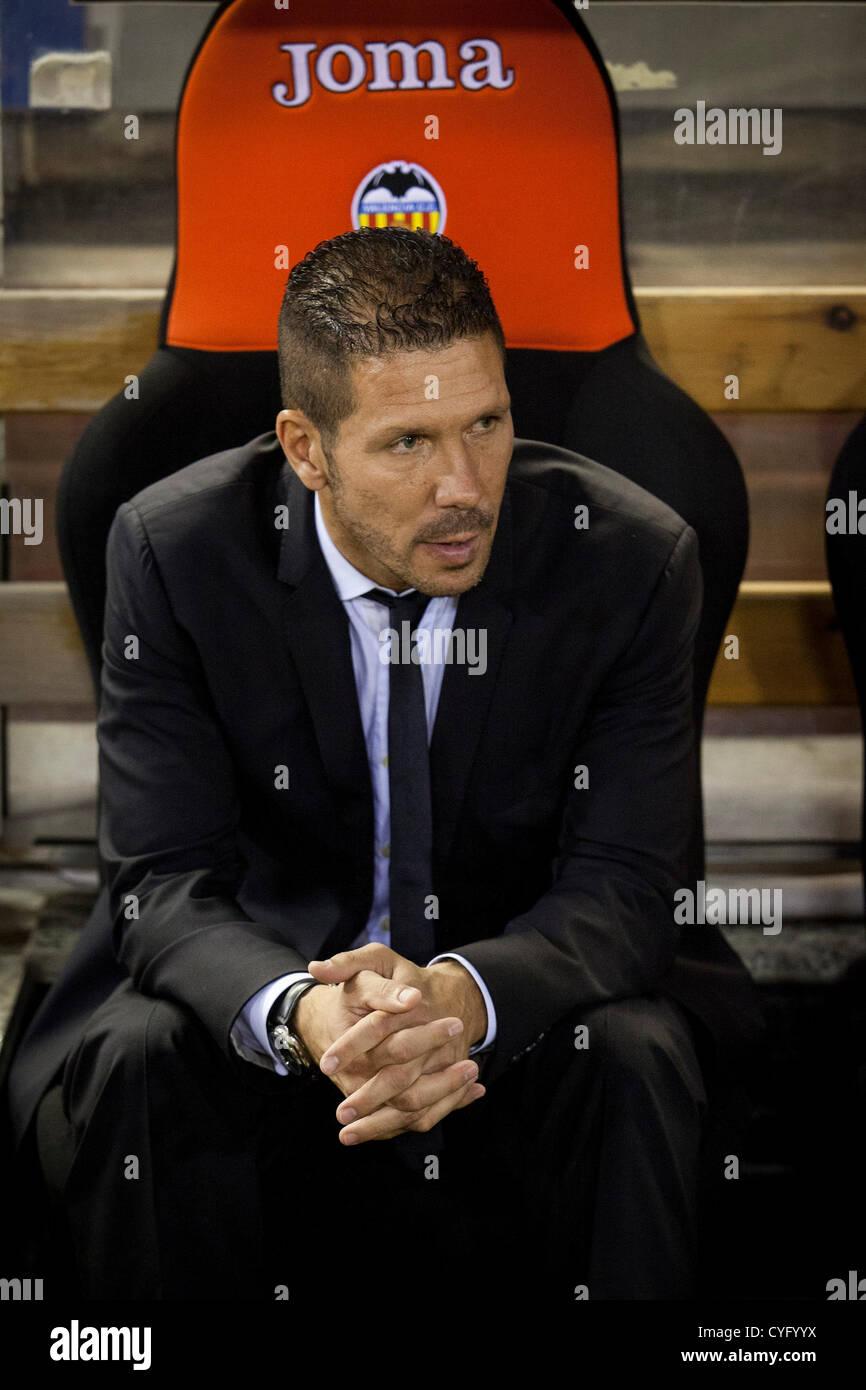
[2,287,864,414]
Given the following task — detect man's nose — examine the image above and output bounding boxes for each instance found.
[433,442,483,508]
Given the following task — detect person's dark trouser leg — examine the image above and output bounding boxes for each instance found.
[441,992,708,1302]
[440,1001,607,1303]
[52,977,339,1300]
[581,994,708,1299]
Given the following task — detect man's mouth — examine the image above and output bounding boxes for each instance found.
[420,533,479,564]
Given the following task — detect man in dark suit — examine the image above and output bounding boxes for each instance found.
[8,226,763,1302]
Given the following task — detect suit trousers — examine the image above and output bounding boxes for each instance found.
[34,975,708,1304]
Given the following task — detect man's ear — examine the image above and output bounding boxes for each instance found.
[275,409,329,490]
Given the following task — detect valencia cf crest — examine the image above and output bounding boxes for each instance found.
[350,160,447,234]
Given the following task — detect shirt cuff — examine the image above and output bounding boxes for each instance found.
[230,972,316,1076]
[427,952,497,1053]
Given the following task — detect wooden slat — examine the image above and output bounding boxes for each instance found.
[1,287,864,414]
[0,583,94,706]
[708,581,856,705]
[0,289,161,413]
[0,580,857,709]
[638,288,866,414]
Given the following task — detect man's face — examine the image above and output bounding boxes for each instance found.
[278,332,513,596]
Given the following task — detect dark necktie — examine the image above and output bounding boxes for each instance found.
[363,586,445,1172]
[363,587,436,965]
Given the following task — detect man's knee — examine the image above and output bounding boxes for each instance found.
[61,983,211,1125]
[578,994,708,1118]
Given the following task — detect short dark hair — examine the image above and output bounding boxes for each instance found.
[277,227,506,452]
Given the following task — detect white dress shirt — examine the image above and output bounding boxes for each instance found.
[230,489,498,1075]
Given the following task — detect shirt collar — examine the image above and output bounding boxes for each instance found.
[314,490,414,601]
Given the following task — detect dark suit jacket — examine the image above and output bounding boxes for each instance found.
[8,431,765,1145]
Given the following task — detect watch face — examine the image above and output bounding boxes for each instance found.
[272,1024,314,1075]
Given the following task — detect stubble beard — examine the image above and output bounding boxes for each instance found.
[325,452,495,597]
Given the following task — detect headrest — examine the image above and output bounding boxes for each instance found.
[165,0,636,354]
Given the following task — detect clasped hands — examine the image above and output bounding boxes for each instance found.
[292,943,488,1146]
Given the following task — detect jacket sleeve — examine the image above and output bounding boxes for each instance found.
[97,500,310,1062]
[453,521,703,1086]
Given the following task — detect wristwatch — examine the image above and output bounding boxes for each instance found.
[266,979,320,1080]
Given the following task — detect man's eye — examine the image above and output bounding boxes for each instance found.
[392,434,420,451]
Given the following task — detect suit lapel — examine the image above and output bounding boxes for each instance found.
[276,464,374,902]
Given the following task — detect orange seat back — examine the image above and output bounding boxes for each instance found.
[165,0,636,354]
